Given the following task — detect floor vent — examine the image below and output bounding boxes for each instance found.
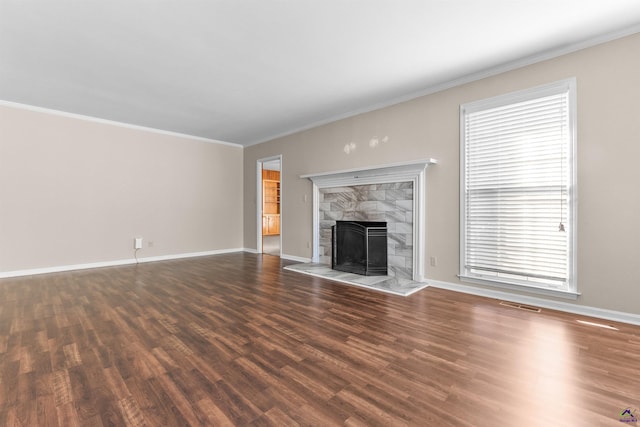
[499,301,541,313]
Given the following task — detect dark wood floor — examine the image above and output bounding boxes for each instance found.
[0,253,638,426]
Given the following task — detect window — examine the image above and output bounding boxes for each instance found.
[460,79,576,296]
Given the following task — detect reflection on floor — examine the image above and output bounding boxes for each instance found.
[262,235,280,256]
[284,263,428,296]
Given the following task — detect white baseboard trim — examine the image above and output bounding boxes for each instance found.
[280,254,312,263]
[0,248,245,279]
[135,248,245,264]
[427,279,640,327]
[241,248,310,263]
[0,259,135,278]
[8,252,636,326]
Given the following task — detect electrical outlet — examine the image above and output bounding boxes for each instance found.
[306,241,311,248]
[430,256,437,267]
[134,237,143,249]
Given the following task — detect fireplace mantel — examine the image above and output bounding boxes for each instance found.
[302,159,437,282]
[301,159,437,187]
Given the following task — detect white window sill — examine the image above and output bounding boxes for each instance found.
[458,275,580,300]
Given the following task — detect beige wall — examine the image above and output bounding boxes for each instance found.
[0,105,244,272]
[244,33,640,315]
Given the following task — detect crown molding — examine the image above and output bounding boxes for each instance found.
[0,100,243,148]
[246,25,640,147]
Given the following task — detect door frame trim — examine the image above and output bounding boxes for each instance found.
[256,155,282,256]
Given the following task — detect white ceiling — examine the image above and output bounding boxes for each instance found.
[1,1,640,146]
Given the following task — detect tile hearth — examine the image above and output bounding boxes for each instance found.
[284,263,428,296]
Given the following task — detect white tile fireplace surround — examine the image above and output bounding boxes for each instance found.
[319,183,413,278]
[302,159,436,283]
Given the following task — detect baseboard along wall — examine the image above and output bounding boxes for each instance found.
[1,249,637,326]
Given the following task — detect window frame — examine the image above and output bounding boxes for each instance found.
[459,78,578,298]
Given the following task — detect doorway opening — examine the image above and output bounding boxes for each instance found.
[257,156,282,257]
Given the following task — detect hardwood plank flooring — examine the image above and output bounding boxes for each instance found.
[0,253,638,426]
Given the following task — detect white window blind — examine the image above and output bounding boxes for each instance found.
[460,79,576,293]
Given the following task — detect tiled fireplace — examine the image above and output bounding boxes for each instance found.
[303,159,436,282]
[319,182,414,279]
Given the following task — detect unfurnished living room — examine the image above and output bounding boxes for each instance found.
[1,1,640,426]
